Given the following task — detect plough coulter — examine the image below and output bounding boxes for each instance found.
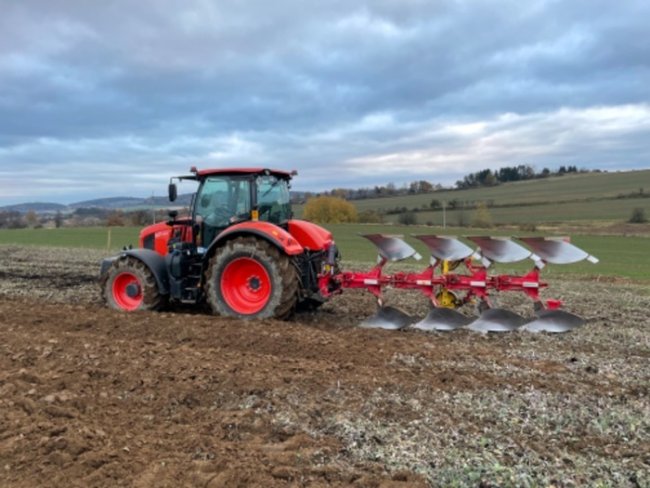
[100,166,598,334]
[319,234,598,333]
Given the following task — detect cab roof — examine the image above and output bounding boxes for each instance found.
[192,167,295,179]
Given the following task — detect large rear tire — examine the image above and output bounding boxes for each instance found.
[101,256,167,311]
[205,237,299,320]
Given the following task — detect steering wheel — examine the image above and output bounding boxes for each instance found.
[203,205,231,227]
[258,203,272,219]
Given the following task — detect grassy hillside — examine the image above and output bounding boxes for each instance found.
[295,170,650,224]
[402,196,650,226]
[354,170,650,209]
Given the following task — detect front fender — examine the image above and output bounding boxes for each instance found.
[100,248,169,294]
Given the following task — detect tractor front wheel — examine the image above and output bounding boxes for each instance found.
[101,256,167,311]
[205,237,298,320]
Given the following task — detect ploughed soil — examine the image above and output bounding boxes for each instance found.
[0,246,648,487]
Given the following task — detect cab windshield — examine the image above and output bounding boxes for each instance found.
[256,175,292,224]
[195,176,251,245]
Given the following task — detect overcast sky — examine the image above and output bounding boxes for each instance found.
[1,0,649,205]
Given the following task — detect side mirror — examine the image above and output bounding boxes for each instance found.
[168,183,177,202]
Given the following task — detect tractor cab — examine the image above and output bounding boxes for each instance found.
[168,167,294,248]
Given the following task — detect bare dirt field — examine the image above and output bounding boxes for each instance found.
[0,245,648,487]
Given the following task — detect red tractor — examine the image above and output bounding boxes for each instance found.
[100,167,338,319]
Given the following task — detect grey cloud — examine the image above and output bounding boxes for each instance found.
[0,0,649,204]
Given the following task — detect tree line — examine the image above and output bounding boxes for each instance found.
[296,180,444,203]
[455,165,584,189]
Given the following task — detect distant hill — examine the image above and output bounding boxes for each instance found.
[69,197,146,209]
[71,194,195,209]
[0,202,68,214]
[4,190,301,214]
[1,194,195,214]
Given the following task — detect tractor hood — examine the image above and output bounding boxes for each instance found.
[140,217,193,256]
[139,222,173,255]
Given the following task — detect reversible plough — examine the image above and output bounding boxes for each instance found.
[319,234,599,333]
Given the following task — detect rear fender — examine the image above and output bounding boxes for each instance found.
[208,221,304,258]
[100,248,169,295]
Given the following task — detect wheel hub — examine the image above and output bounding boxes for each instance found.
[248,276,261,291]
[126,283,141,298]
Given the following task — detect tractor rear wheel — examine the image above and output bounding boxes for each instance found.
[101,256,167,311]
[205,237,299,320]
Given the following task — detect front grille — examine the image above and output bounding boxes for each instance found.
[142,234,155,250]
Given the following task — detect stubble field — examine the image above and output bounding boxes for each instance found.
[0,245,648,487]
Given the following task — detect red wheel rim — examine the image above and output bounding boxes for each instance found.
[112,272,143,311]
[221,257,272,315]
